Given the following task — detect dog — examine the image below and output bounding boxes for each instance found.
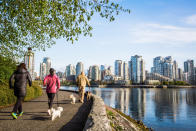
[70,94,76,104]
[50,107,63,121]
[86,91,92,101]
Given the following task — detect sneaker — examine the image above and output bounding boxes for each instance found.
[18,112,23,117]
[11,112,17,119]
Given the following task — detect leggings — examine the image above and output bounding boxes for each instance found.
[12,96,24,113]
[47,93,55,109]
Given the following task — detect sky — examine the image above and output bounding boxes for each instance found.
[34,0,196,74]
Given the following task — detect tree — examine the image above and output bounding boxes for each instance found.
[0,0,130,58]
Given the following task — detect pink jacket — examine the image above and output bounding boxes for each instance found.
[43,74,60,93]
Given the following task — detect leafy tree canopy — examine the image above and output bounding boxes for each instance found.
[0,0,130,58]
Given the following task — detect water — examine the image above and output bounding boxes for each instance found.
[60,86,196,131]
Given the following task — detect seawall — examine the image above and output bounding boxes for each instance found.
[83,94,112,131]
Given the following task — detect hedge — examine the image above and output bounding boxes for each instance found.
[0,81,43,107]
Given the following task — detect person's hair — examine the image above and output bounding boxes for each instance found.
[17,63,27,70]
[49,68,55,75]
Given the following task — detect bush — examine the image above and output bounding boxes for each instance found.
[0,90,8,106]
[0,82,42,107]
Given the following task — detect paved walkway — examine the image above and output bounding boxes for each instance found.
[0,90,92,131]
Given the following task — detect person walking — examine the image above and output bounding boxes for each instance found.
[76,72,90,103]
[43,68,60,115]
[9,63,32,119]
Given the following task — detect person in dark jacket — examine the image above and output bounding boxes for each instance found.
[9,63,32,119]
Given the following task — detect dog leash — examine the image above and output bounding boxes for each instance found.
[56,91,59,107]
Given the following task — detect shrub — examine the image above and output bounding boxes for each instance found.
[0,82,43,107]
[0,90,8,106]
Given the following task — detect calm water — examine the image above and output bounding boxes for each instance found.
[61,86,196,131]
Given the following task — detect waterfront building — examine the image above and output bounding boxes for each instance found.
[107,66,113,75]
[183,72,188,82]
[91,65,100,81]
[40,62,46,80]
[151,56,164,74]
[100,65,106,71]
[151,56,175,79]
[178,68,183,81]
[100,65,106,80]
[129,55,145,84]
[115,60,123,78]
[24,47,35,79]
[146,72,172,82]
[194,67,196,85]
[173,61,179,80]
[66,64,76,77]
[43,57,51,75]
[56,71,64,79]
[123,62,129,80]
[88,66,93,79]
[76,62,84,77]
[184,60,194,84]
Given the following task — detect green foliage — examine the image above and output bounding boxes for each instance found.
[0,55,17,84]
[0,82,42,107]
[161,81,189,86]
[61,80,77,86]
[0,90,8,106]
[162,81,169,85]
[0,0,130,58]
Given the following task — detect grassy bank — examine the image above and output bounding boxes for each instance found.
[106,106,153,131]
[0,81,43,108]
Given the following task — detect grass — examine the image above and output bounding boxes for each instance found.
[113,108,153,131]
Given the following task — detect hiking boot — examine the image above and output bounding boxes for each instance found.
[11,112,17,119]
[18,112,23,117]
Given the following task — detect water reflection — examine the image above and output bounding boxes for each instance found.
[61,86,196,131]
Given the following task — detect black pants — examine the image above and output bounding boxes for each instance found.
[12,96,24,113]
[47,93,55,109]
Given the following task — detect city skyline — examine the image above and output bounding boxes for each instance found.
[34,0,196,73]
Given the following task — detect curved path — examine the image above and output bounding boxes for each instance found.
[0,90,92,131]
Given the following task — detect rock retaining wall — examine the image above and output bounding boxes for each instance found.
[83,94,112,131]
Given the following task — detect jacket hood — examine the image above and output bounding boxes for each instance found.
[16,68,27,73]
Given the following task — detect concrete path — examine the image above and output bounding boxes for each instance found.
[0,90,92,131]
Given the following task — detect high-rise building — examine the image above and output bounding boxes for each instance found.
[43,57,51,75]
[151,56,163,74]
[129,55,145,84]
[76,62,84,77]
[100,65,106,71]
[88,66,93,79]
[66,64,76,77]
[91,65,100,81]
[184,60,194,84]
[194,67,196,85]
[151,56,175,79]
[173,60,178,80]
[40,62,46,80]
[100,65,106,80]
[123,62,129,80]
[24,47,34,79]
[107,66,113,75]
[115,60,123,78]
[178,68,183,81]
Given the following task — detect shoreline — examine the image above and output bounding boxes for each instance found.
[60,84,196,88]
[92,85,196,88]
[106,105,152,131]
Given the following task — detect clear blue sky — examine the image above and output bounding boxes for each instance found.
[34,0,196,74]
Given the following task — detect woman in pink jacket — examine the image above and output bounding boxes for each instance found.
[43,68,60,113]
